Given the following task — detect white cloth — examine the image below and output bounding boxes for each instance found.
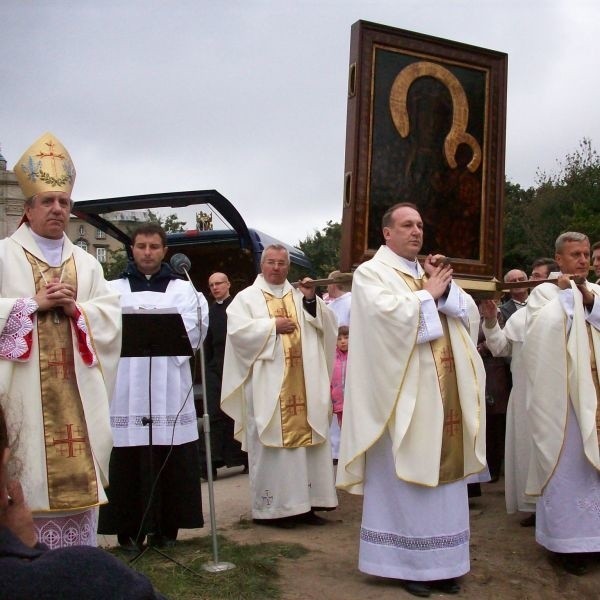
[359,432,470,581]
[0,224,121,513]
[109,278,205,446]
[536,402,600,552]
[329,416,341,460]
[328,292,351,327]
[221,275,338,518]
[483,308,535,513]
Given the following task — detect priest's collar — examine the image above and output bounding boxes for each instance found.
[28,227,65,267]
[255,274,290,298]
[379,245,422,278]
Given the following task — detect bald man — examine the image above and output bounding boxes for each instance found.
[499,269,528,323]
[201,273,248,478]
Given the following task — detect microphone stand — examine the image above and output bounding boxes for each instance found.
[178,262,235,573]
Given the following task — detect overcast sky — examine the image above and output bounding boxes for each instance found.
[2,1,599,246]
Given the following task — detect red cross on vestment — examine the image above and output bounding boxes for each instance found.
[440,347,455,372]
[284,347,302,367]
[52,424,87,458]
[285,395,306,416]
[47,347,73,380]
[444,409,461,437]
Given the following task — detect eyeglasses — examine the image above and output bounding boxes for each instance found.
[264,260,288,268]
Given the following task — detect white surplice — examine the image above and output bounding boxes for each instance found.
[483,307,535,514]
[108,278,206,446]
[221,275,338,519]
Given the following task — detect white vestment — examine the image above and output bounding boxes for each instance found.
[524,279,600,552]
[0,224,121,513]
[221,275,338,519]
[483,307,535,513]
[328,291,351,327]
[108,278,206,446]
[337,246,486,581]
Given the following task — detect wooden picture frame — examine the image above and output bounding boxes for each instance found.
[340,20,508,280]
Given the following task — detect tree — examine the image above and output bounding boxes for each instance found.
[297,221,342,278]
[503,138,600,272]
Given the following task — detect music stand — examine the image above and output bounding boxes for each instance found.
[120,309,197,574]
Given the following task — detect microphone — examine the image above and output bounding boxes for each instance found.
[170,253,191,275]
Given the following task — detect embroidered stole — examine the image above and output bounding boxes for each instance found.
[25,251,98,509]
[399,273,465,483]
[262,290,312,447]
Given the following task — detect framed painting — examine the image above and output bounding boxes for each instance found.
[340,21,508,280]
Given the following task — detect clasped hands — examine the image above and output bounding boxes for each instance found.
[422,254,453,300]
[34,277,77,317]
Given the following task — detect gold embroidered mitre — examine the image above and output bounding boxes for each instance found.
[13,132,76,198]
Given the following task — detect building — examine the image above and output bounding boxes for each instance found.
[0,149,26,238]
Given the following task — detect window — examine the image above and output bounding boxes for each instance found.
[78,225,85,236]
[96,247,107,263]
[76,239,88,252]
[96,229,106,239]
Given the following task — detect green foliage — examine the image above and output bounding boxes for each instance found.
[110,535,309,600]
[102,247,128,280]
[503,138,600,272]
[144,209,186,233]
[297,220,342,278]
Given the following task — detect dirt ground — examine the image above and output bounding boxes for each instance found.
[100,467,600,599]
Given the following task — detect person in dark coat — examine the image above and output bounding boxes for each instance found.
[200,272,248,479]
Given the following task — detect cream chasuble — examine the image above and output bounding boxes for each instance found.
[398,273,464,483]
[336,245,486,494]
[0,224,121,513]
[524,280,600,496]
[221,275,338,519]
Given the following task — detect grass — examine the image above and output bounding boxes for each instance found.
[109,535,309,600]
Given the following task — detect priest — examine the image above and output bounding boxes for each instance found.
[221,244,338,528]
[0,132,121,548]
[337,203,486,597]
[523,231,600,575]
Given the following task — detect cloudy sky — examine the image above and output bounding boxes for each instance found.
[2,1,599,245]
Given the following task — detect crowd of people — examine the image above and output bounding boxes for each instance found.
[1,132,600,598]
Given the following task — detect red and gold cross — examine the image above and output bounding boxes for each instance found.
[47,347,73,380]
[52,424,87,458]
[444,409,461,437]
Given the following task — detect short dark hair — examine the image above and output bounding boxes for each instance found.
[381,203,419,230]
[592,241,600,252]
[531,257,558,272]
[338,325,349,336]
[131,223,167,247]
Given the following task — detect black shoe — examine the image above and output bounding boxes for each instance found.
[252,517,296,529]
[431,578,461,594]
[559,553,588,576]
[520,513,536,527]
[403,580,431,597]
[294,511,328,526]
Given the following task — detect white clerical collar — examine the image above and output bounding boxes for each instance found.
[28,227,65,267]
[397,254,420,277]
[513,300,527,307]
